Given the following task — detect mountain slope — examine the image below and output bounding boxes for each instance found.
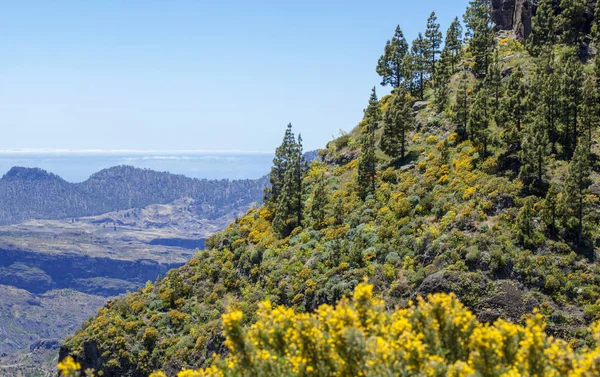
[60,32,600,377]
[0,165,268,225]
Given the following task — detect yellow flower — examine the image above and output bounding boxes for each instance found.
[58,356,81,377]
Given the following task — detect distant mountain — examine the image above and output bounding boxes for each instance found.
[0,165,268,225]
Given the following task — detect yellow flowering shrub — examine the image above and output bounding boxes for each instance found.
[62,283,600,377]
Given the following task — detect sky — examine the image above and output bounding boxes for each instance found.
[1,0,471,153]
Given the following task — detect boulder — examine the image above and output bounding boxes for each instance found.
[412,100,430,112]
[589,183,600,195]
[400,164,416,172]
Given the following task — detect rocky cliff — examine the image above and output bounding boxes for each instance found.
[490,0,598,41]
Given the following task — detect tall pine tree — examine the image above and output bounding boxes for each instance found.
[444,17,463,74]
[468,85,491,156]
[500,67,526,156]
[519,112,551,191]
[562,140,591,245]
[270,124,307,237]
[453,72,470,139]
[357,88,379,199]
[527,0,556,55]
[376,25,410,89]
[382,89,414,163]
[558,0,587,47]
[265,124,295,203]
[580,75,598,153]
[559,52,583,158]
[411,33,428,99]
[464,0,495,77]
[487,49,502,112]
[425,12,443,81]
[434,49,451,112]
[307,173,328,230]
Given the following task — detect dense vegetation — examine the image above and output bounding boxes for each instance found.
[0,165,267,224]
[60,283,600,377]
[61,1,600,376]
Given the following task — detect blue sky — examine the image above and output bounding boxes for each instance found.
[1,0,470,153]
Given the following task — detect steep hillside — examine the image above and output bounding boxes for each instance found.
[60,2,600,376]
[0,165,268,225]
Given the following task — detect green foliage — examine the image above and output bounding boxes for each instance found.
[357,88,380,200]
[562,140,592,245]
[527,0,556,55]
[410,33,428,99]
[559,51,584,158]
[376,25,410,89]
[519,110,551,191]
[269,124,307,237]
[444,17,463,74]
[453,72,470,139]
[463,0,494,77]
[515,196,545,249]
[381,89,414,162]
[425,11,442,79]
[557,0,587,46]
[467,85,491,156]
[499,67,526,155]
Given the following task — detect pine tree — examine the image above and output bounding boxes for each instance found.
[453,73,470,139]
[270,125,307,237]
[500,67,526,155]
[593,0,600,43]
[558,0,587,47]
[519,112,551,191]
[357,124,376,200]
[357,88,379,199]
[308,174,328,230]
[516,196,541,248]
[542,184,560,237]
[487,49,502,112]
[444,17,464,74]
[562,140,591,245]
[402,53,417,96]
[434,49,451,112]
[468,85,491,156]
[560,52,583,158]
[527,0,556,55]
[382,89,414,163]
[425,12,443,81]
[463,0,495,77]
[580,75,598,154]
[265,124,295,203]
[411,33,428,99]
[364,86,381,125]
[376,25,410,88]
[532,51,560,154]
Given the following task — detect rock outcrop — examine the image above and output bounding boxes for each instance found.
[490,0,598,42]
[490,0,533,41]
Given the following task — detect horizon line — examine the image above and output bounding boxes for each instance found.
[0,148,274,155]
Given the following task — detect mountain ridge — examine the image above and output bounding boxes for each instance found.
[0,165,269,225]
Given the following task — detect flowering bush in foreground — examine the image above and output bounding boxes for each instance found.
[60,283,600,377]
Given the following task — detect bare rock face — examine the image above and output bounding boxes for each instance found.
[490,0,533,41]
[490,0,517,31]
[513,0,533,41]
[490,0,598,42]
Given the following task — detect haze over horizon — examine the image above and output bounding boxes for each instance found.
[2,0,470,153]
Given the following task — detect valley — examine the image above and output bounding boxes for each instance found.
[0,167,266,376]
